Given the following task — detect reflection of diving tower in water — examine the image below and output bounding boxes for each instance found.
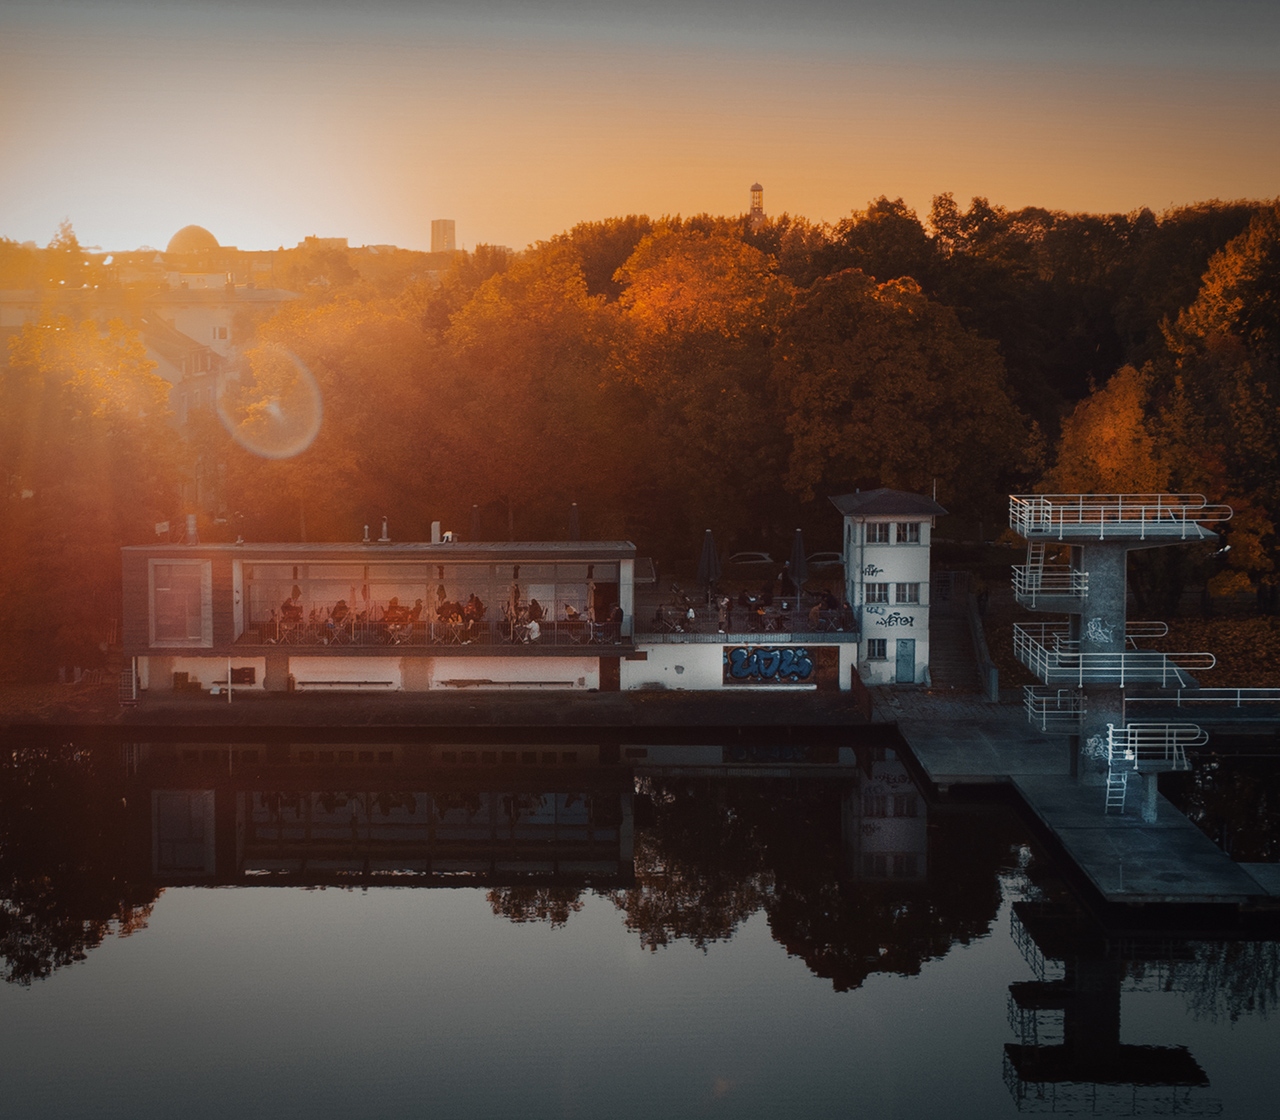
[1009,494,1231,818]
[1004,900,1215,1114]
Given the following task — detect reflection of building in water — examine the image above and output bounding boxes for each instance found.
[843,745,927,881]
[1004,900,1218,1115]
[135,744,633,886]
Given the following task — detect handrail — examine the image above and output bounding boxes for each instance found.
[1107,722,1205,770]
[1127,687,1280,708]
[1012,624,1214,687]
[1009,494,1232,541]
[1023,685,1086,731]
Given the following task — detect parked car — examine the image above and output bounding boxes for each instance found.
[726,551,775,570]
[806,551,844,571]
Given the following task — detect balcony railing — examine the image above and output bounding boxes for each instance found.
[1009,494,1232,541]
[239,616,628,649]
[1012,623,1214,687]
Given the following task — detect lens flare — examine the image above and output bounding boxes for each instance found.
[218,345,323,459]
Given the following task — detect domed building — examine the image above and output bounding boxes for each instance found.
[166,225,221,255]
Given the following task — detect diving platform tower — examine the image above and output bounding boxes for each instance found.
[1008,494,1232,819]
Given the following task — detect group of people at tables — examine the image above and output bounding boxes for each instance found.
[270,583,617,645]
[655,586,853,634]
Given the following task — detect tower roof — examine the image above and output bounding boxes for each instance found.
[829,488,947,518]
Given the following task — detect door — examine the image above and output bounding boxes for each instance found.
[895,638,916,683]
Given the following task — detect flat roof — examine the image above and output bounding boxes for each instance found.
[124,541,636,562]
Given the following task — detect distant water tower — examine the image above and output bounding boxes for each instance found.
[431,219,456,253]
[749,182,765,231]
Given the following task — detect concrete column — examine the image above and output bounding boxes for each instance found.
[1139,771,1159,824]
[1077,544,1128,656]
[1079,689,1124,785]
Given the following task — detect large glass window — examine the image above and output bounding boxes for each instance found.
[151,560,211,646]
[240,558,621,635]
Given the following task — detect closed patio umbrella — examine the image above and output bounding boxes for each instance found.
[696,529,722,593]
[789,529,809,592]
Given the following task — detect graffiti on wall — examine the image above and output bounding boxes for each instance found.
[1085,616,1116,643]
[861,563,884,577]
[874,612,915,628]
[724,646,814,684]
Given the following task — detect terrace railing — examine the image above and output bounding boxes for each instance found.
[635,604,858,643]
[239,615,629,649]
[1009,494,1232,541]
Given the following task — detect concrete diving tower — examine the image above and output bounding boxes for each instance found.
[1007,494,1232,814]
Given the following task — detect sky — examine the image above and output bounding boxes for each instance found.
[2,0,1278,253]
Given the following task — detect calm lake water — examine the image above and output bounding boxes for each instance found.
[0,739,1276,1118]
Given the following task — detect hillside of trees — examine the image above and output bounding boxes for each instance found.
[3,194,1279,677]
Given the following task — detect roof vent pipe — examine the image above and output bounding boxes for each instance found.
[185,514,198,545]
[379,517,390,543]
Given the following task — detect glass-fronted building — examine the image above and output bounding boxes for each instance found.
[122,540,637,693]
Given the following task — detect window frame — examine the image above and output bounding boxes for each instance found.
[866,638,887,660]
[895,583,921,605]
[149,559,213,648]
[865,583,890,604]
[895,521,921,544]
[867,522,891,544]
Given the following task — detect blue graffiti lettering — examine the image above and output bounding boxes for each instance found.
[724,646,813,683]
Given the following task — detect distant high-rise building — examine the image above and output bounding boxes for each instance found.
[749,183,765,231]
[431,219,456,253]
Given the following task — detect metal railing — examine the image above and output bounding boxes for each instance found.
[1023,686,1086,731]
[239,616,629,649]
[636,604,858,642]
[1012,562,1089,607]
[1012,623,1214,687]
[1127,687,1280,708]
[1107,722,1205,771]
[1009,493,1232,541]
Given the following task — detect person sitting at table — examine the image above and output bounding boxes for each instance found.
[524,618,541,643]
[808,601,823,630]
[527,598,545,622]
[280,585,303,620]
[564,603,580,621]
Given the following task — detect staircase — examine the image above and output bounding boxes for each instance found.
[929,615,980,691]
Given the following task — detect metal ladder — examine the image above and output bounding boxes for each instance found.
[1025,541,1046,589]
[1104,767,1129,814]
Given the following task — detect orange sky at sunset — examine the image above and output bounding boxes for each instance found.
[3,0,1278,252]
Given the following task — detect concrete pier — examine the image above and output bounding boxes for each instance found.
[879,689,1279,907]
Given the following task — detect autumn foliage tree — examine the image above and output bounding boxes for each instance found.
[777,269,1034,516]
[1,318,178,675]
